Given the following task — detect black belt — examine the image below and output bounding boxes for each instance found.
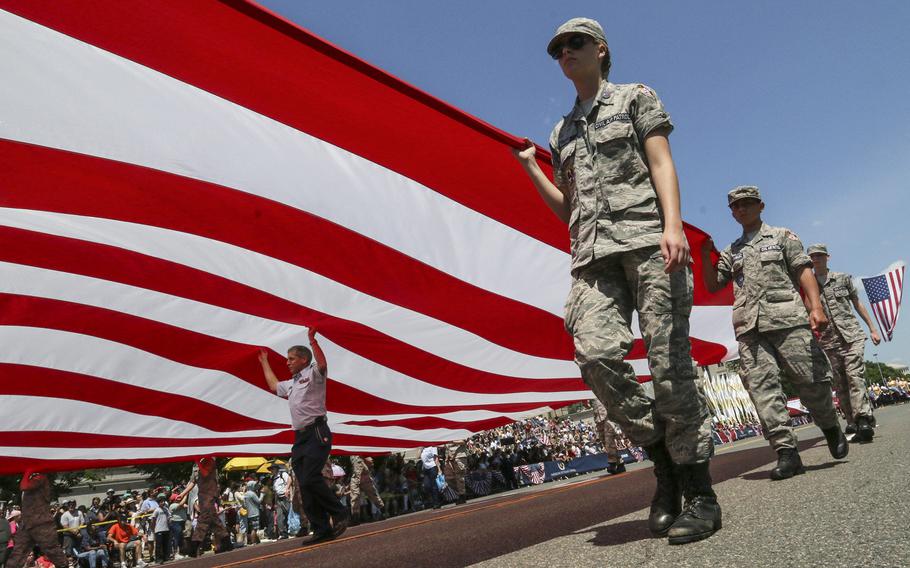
[298,415,327,432]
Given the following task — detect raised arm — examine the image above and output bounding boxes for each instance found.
[308,328,328,376]
[512,139,570,224]
[699,238,727,293]
[258,349,281,393]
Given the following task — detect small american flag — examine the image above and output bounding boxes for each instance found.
[861,263,905,342]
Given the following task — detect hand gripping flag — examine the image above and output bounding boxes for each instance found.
[0,1,736,473]
[861,262,905,342]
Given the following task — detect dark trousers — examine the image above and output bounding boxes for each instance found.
[291,421,346,537]
[275,497,291,538]
[422,466,441,508]
[154,531,171,563]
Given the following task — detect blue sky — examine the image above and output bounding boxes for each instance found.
[261,1,910,366]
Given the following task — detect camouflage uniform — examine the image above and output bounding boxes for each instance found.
[443,441,468,498]
[552,80,713,465]
[815,268,873,423]
[716,223,839,451]
[7,475,68,568]
[349,456,384,515]
[191,466,228,545]
[591,399,622,463]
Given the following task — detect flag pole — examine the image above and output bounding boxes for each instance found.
[873,353,886,385]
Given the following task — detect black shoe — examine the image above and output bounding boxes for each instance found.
[304,532,334,545]
[844,423,857,435]
[856,416,874,443]
[606,461,626,475]
[822,426,849,459]
[643,442,682,537]
[770,448,806,480]
[215,537,233,553]
[331,513,349,539]
[667,462,722,545]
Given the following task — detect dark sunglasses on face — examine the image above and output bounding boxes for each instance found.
[550,35,591,59]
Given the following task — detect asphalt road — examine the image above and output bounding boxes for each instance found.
[181,404,910,568]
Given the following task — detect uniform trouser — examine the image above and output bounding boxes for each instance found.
[595,418,622,463]
[350,457,384,513]
[275,497,291,538]
[7,522,69,568]
[192,506,229,544]
[291,422,347,537]
[823,339,873,424]
[564,247,714,464]
[738,325,839,451]
[443,457,467,496]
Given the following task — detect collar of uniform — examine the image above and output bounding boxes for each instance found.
[568,80,612,123]
[733,222,770,247]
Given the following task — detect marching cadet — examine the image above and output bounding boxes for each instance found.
[591,399,626,474]
[348,456,385,523]
[700,186,849,480]
[6,471,69,568]
[514,17,720,544]
[443,440,469,505]
[189,457,231,556]
[808,243,880,442]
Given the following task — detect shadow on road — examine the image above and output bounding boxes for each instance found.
[582,518,652,547]
[184,433,832,566]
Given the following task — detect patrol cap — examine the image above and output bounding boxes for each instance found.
[807,243,829,256]
[547,18,607,57]
[727,185,762,206]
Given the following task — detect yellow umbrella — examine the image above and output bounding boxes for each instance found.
[222,457,268,472]
[256,459,288,474]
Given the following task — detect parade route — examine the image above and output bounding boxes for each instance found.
[178,404,909,568]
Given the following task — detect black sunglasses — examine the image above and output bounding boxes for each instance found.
[550,35,591,59]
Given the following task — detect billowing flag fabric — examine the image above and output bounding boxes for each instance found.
[0,1,736,474]
[861,263,905,342]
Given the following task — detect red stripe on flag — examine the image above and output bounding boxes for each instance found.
[0,363,284,432]
[0,291,585,395]
[0,139,573,359]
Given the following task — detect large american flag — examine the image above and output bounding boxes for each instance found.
[0,1,736,474]
[861,263,905,342]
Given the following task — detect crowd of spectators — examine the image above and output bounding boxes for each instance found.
[868,379,910,407]
[2,387,907,564]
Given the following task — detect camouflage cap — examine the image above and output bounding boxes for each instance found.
[547,18,607,57]
[727,185,762,206]
[807,243,829,256]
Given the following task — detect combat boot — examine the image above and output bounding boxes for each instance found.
[855,415,874,443]
[643,442,681,537]
[606,461,626,475]
[770,448,806,480]
[667,462,722,545]
[822,425,849,458]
